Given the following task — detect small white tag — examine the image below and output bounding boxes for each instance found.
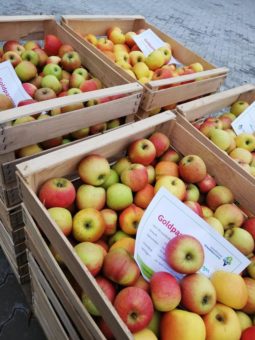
[133,29,166,57]
[231,101,255,135]
[169,55,183,67]
[134,188,250,281]
[0,61,31,107]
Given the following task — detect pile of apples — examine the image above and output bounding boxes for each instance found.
[81,26,204,84]
[194,100,255,176]
[0,35,126,158]
[37,130,255,339]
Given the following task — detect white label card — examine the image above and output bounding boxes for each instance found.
[0,61,31,107]
[133,29,166,57]
[231,101,255,135]
[133,29,182,66]
[134,188,250,281]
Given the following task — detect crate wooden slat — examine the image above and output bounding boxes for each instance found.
[61,15,228,112]
[0,16,143,205]
[30,256,73,340]
[16,111,255,339]
[176,84,255,185]
[0,220,29,284]
[23,204,105,340]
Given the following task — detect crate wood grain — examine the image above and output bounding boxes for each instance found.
[61,15,228,112]
[23,204,105,340]
[15,111,255,339]
[0,220,29,284]
[176,84,255,186]
[29,253,82,340]
[0,16,143,200]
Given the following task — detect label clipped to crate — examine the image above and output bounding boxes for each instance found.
[231,101,255,135]
[133,29,182,66]
[134,188,250,281]
[0,61,31,106]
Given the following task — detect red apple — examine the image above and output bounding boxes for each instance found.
[134,183,154,209]
[165,234,204,274]
[128,138,156,165]
[197,173,217,193]
[149,132,170,157]
[184,201,203,217]
[103,248,140,286]
[80,79,99,92]
[47,207,72,236]
[38,177,76,208]
[101,209,118,236]
[120,163,148,192]
[150,272,181,312]
[243,218,255,241]
[61,51,82,72]
[22,83,37,98]
[78,154,110,186]
[44,34,63,56]
[241,326,255,340]
[179,155,207,183]
[114,287,154,333]
[119,204,144,235]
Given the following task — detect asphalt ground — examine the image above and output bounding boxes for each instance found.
[0,0,254,338]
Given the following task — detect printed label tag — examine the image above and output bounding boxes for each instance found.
[0,61,31,106]
[134,188,250,281]
[231,101,255,135]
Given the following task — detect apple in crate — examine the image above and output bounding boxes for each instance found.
[3,40,25,54]
[47,207,72,236]
[160,309,206,340]
[72,208,105,242]
[0,94,14,111]
[106,183,133,211]
[128,138,156,165]
[180,273,216,315]
[82,276,116,316]
[44,34,63,56]
[120,164,148,192]
[179,155,207,183]
[150,272,181,312]
[15,60,37,82]
[210,271,248,310]
[241,326,255,340]
[2,51,22,67]
[78,154,110,186]
[206,185,234,210]
[38,177,76,208]
[74,241,104,277]
[242,277,255,314]
[114,286,154,333]
[103,248,140,286]
[203,303,241,340]
[76,184,106,210]
[165,234,204,274]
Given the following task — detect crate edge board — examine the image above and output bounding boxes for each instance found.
[0,15,55,22]
[16,111,175,183]
[28,253,81,340]
[176,83,255,120]
[23,204,105,339]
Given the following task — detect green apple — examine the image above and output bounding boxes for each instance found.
[209,128,231,151]
[47,207,72,236]
[235,133,255,152]
[76,184,106,210]
[21,50,39,66]
[101,169,119,189]
[15,60,37,82]
[224,227,254,255]
[230,100,249,116]
[73,67,89,79]
[106,183,133,211]
[43,63,62,80]
[41,75,62,94]
[214,203,244,229]
[145,50,165,70]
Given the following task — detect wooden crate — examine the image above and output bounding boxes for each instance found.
[15,111,255,339]
[61,15,228,112]
[28,253,82,340]
[176,83,255,185]
[0,196,25,243]
[0,15,143,207]
[23,204,106,339]
[0,219,29,284]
